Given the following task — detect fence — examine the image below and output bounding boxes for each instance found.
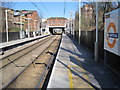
[74,30,120,73]
[0,32,20,43]
[0,31,39,43]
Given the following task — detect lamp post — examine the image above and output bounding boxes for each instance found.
[20,15,23,32]
[79,0,81,44]
[5,9,11,42]
[20,15,24,39]
[94,2,98,62]
[34,20,37,37]
[70,11,74,39]
[25,18,32,38]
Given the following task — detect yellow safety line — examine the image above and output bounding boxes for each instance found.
[68,54,94,89]
[68,66,74,89]
[69,54,93,88]
[68,65,79,68]
[80,67,93,88]
[75,56,93,88]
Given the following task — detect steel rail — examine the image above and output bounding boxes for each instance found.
[3,35,59,89]
[1,35,51,60]
[1,36,54,69]
[36,35,61,89]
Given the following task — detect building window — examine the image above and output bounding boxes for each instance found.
[58,21,59,24]
[85,7,89,10]
[52,21,55,24]
[48,21,51,24]
[62,21,64,24]
[90,7,92,9]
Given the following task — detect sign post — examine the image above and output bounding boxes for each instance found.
[104,8,120,67]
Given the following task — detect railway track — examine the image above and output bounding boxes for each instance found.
[0,35,53,69]
[1,35,61,89]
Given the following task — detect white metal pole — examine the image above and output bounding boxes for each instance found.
[95,2,98,62]
[71,14,73,36]
[28,19,30,38]
[70,11,74,39]
[34,20,37,37]
[20,15,22,31]
[34,20,35,37]
[20,15,23,39]
[79,0,81,44]
[5,10,9,42]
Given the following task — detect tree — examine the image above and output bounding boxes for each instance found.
[80,2,114,31]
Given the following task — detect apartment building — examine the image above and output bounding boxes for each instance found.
[81,4,94,19]
[1,7,14,32]
[14,10,40,31]
[25,10,39,31]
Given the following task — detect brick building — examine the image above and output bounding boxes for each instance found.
[81,4,94,31]
[14,10,40,32]
[25,10,39,31]
[81,4,94,19]
[0,7,14,32]
[46,17,67,34]
[47,17,67,26]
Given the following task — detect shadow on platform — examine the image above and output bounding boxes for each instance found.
[59,36,119,89]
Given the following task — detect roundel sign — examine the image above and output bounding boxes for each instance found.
[106,22,118,48]
[104,8,120,56]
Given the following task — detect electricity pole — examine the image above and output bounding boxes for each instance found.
[26,18,32,38]
[70,11,74,39]
[20,15,23,39]
[5,10,11,42]
[95,2,98,62]
[34,20,37,37]
[79,0,81,44]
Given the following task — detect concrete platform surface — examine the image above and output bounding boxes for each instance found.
[47,34,119,89]
[0,34,50,49]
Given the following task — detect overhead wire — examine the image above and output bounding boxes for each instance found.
[29,0,49,18]
[39,0,52,16]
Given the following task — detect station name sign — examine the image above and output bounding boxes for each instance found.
[104,8,120,56]
[107,33,118,38]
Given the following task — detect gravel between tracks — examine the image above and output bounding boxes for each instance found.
[0,36,52,69]
[1,35,59,88]
[7,35,61,88]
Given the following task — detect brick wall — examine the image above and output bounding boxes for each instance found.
[47,18,67,26]
[27,11,39,31]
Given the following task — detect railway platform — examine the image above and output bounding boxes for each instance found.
[0,34,50,51]
[47,34,119,89]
